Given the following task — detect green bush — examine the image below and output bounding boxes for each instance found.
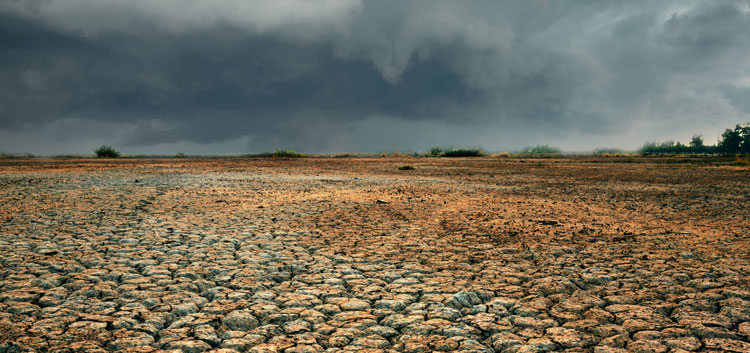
[272,149,305,158]
[520,145,561,154]
[429,147,443,157]
[94,145,120,158]
[441,147,485,157]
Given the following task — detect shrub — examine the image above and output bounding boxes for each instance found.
[441,147,485,157]
[429,147,443,157]
[94,145,120,158]
[520,145,561,154]
[272,149,305,158]
[398,165,415,170]
[593,148,624,155]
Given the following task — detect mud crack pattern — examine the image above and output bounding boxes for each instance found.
[0,158,749,352]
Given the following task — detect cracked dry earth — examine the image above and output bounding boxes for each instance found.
[0,158,749,353]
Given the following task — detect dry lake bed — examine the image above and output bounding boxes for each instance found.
[1,157,749,352]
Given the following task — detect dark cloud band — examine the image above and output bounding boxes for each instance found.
[1,1,749,154]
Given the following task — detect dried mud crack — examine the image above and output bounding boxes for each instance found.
[0,157,749,352]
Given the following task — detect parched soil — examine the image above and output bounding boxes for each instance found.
[0,157,748,353]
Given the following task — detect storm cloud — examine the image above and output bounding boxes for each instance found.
[1,0,749,154]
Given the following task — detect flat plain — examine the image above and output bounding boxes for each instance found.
[0,157,748,353]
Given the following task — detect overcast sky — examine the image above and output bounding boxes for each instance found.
[2,0,750,155]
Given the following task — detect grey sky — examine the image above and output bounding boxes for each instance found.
[1,0,749,154]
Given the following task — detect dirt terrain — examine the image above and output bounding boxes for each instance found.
[0,157,748,353]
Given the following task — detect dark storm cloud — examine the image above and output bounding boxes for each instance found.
[1,0,749,154]
[721,85,750,114]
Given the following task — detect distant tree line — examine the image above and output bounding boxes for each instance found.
[640,122,750,155]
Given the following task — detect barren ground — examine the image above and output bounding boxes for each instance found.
[0,157,748,353]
